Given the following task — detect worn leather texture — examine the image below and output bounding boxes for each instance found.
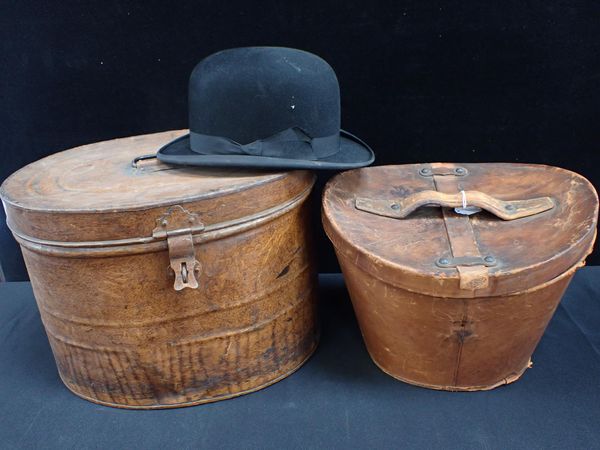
[1,271,599,449]
[323,163,598,390]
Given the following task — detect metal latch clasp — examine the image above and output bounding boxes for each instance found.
[153,206,204,291]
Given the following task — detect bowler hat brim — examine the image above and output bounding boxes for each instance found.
[156,130,374,170]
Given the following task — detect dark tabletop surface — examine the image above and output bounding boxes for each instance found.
[1,269,599,450]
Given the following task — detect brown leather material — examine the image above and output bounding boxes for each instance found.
[440,207,489,290]
[356,190,554,220]
[1,130,319,408]
[434,166,490,290]
[322,163,598,390]
[323,163,598,298]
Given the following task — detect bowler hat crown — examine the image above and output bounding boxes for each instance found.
[156,46,374,169]
[189,47,340,146]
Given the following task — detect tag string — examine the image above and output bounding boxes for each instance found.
[460,190,467,209]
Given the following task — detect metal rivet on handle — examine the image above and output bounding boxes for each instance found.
[484,256,496,264]
[438,258,450,266]
[391,203,400,210]
[454,167,466,175]
[419,168,432,176]
[505,204,515,211]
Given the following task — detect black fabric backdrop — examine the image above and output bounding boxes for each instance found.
[1,1,600,280]
[1,271,599,449]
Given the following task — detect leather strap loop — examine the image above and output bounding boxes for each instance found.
[432,164,489,291]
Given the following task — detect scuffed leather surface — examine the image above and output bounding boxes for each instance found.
[1,269,599,449]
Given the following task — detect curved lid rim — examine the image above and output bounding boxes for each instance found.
[322,163,599,297]
[0,130,293,214]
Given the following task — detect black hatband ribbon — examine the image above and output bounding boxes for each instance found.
[189,127,339,160]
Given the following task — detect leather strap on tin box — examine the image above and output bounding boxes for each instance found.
[355,163,554,291]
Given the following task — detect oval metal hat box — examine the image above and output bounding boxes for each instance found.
[322,163,598,391]
[1,130,319,408]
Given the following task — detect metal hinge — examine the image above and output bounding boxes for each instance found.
[153,205,204,291]
[436,255,498,268]
[419,166,468,177]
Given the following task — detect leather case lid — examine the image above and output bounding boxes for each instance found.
[322,163,598,298]
[1,130,314,243]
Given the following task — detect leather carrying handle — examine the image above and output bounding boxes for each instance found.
[355,190,555,221]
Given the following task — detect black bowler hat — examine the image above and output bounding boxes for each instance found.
[157,47,374,169]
